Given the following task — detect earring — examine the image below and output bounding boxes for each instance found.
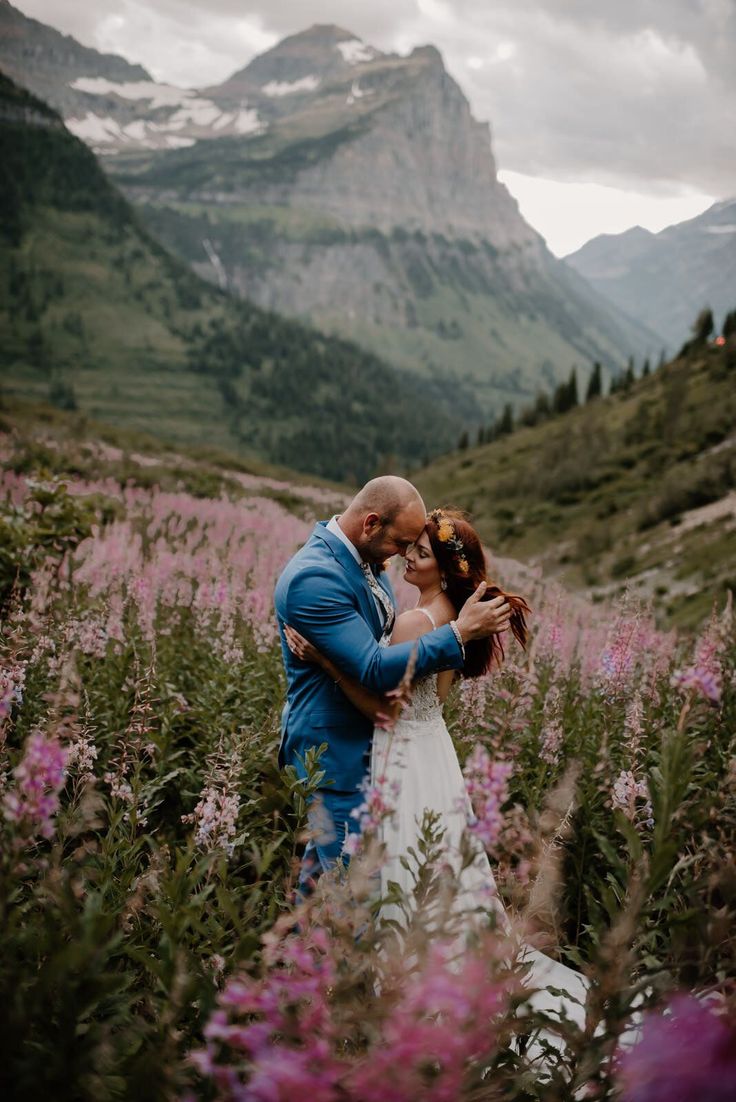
[440,577,447,591]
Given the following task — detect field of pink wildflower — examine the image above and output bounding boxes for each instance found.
[1,417,735,1101]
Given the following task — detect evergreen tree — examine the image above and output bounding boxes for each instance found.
[692,306,714,344]
[552,379,568,414]
[534,390,551,419]
[458,429,469,450]
[586,361,602,401]
[496,404,514,436]
[722,309,736,340]
[518,402,538,428]
[568,366,579,408]
[642,357,651,377]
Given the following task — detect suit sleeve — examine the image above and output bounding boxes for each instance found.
[282,566,463,693]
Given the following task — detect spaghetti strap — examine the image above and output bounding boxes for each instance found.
[414,606,437,630]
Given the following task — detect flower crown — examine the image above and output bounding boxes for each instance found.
[428,509,470,575]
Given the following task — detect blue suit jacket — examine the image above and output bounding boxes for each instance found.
[273,521,464,791]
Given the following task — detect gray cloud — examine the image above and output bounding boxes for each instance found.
[14,0,736,196]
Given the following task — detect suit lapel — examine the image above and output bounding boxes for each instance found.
[311,523,384,637]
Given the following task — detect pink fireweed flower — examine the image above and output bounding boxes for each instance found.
[184,782,241,856]
[671,666,721,705]
[670,604,727,706]
[624,692,645,752]
[0,662,26,720]
[611,769,653,829]
[343,773,401,856]
[616,994,736,1102]
[3,731,68,840]
[539,721,563,766]
[462,746,512,851]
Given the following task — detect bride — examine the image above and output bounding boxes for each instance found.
[284,508,588,1027]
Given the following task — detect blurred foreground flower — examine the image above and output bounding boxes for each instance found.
[194,928,513,1102]
[617,995,736,1102]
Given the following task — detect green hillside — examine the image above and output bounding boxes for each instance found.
[0,72,460,482]
[415,337,736,627]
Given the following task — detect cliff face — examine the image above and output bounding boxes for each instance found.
[3,4,659,415]
[216,39,538,248]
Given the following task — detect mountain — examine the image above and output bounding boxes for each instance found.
[414,336,736,628]
[0,4,660,420]
[566,200,736,351]
[0,71,461,482]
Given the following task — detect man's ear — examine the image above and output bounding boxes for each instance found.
[363,512,381,535]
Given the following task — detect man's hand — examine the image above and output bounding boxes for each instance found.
[455,582,511,643]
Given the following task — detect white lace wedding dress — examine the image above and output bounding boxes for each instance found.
[370,607,589,1031]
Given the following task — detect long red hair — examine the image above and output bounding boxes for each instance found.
[425,508,530,678]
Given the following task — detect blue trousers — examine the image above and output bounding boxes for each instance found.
[298,788,363,893]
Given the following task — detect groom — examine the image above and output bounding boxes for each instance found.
[274,475,510,881]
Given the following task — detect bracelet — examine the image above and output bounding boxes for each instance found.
[449,620,466,660]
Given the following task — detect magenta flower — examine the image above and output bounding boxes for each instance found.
[617,995,736,1102]
[3,731,68,840]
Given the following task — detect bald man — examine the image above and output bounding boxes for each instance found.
[273,476,509,885]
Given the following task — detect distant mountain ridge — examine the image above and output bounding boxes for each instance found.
[566,200,736,349]
[0,2,660,421]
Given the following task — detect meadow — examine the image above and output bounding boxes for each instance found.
[1,407,735,1101]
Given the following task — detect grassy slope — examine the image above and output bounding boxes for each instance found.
[415,342,736,627]
[0,395,350,511]
[0,73,459,482]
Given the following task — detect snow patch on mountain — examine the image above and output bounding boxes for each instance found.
[70,77,193,109]
[168,99,222,128]
[346,80,374,105]
[66,112,124,143]
[262,76,320,97]
[336,39,376,64]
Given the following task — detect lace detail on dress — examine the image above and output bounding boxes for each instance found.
[404,674,442,721]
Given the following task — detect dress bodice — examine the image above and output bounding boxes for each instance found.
[401,606,443,722]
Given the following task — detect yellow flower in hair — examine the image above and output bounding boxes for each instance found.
[438,521,454,542]
[458,558,470,574]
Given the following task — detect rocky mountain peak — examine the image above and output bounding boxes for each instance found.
[408,44,445,67]
[215,24,381,95]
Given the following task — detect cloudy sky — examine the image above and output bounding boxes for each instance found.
[15,0,736,254]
